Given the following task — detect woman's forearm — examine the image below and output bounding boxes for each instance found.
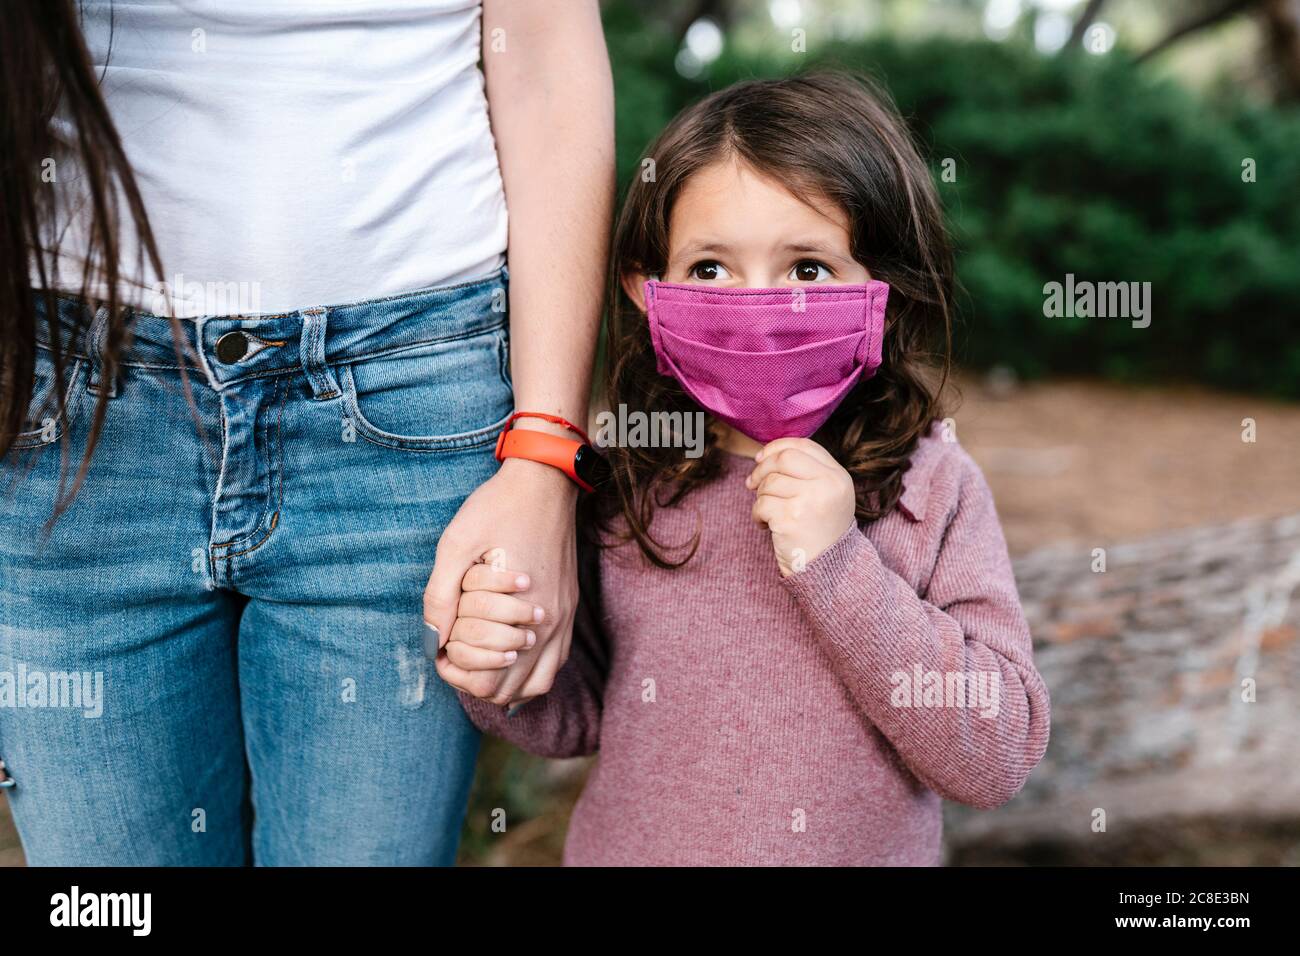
[482,0,614,435]
[427,0,614,708]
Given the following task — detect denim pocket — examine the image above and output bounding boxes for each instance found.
[10,346,88,450]
[339,327,513,451]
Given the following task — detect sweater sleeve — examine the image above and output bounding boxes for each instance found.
[458,538,609,758]
[780,456,1050,809]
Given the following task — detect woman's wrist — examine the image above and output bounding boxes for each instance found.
[497,406,591,493]
[510,413,588,440]
[497,453,581,497]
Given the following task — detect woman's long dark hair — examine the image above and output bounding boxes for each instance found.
[1,0,169,513]
[592,71,956,568]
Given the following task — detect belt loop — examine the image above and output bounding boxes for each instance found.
[298,307,340,401]
[85,305,119,399]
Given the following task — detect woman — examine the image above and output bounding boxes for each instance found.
[0,0,611,865]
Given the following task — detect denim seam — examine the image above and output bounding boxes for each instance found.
[271,373,287,534]
[37,319,508,377]
[346,409,510,452]
[206,387,232,586]
[210,376,287,557]
[220,511,280,559]
[339,353,512,452]
[352,429,504,453]
[79,306,121,400]
[326,323,509,377]
[300,309,339,401]
[10,359,89,450]
[192,317,222,393]
[497,328,512,388]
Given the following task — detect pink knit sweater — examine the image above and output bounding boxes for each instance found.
[461,429,1051,865]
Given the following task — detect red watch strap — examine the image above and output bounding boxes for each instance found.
[494,428,593,492]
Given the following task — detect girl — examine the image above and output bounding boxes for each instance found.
[438,72,1051,866]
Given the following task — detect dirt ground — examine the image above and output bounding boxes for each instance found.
[948,373,1300,555]
[4,374,1299,866]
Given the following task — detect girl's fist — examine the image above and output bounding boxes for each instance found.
[745,437,856,576]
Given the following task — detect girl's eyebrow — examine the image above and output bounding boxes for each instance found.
[671,240,735,259]
[780,241,850,259]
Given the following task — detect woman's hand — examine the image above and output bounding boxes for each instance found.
[746,437,857,577]
[426,456,578,705]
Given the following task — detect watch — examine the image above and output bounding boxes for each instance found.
[494,417,610,492]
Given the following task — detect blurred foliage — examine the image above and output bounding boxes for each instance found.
[604,2,1300,396]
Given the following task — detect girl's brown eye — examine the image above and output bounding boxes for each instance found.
[794,261,827,282]
[692,262,720,281]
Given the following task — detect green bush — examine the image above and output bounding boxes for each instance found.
[605,16,1300,397]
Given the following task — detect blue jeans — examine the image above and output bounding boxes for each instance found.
[0,270,512,865]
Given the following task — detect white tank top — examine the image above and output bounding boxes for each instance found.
[49,0,507,315]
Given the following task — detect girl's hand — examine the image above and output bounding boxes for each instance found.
[438,560,543,674]
[746,437,857,577]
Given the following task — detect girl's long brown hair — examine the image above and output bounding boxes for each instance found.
[591,71,955,568]
[1,0,170,514]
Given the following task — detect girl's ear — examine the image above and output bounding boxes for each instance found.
[621,271,652,313]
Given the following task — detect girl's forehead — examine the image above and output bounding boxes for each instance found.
[668,159,850,250]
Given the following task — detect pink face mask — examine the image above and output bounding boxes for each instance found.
[644,280,889,444]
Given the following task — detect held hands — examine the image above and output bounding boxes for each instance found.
[745,437,857,577]
[426,456,578,706]
[437,557,543,700]
[441,557,541,666]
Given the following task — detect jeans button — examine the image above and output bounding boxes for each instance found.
[215,331,249,364]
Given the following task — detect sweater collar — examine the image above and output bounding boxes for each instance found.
[894,423,948,524]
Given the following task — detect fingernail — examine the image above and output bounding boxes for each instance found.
[515,574,530,589]
[525,630,536,648]
[533,606,544,623]
[755,449,765,461]
[504,650,518,664]
[422,622,440,660]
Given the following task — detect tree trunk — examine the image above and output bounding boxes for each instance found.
[1262,0,1300,101]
